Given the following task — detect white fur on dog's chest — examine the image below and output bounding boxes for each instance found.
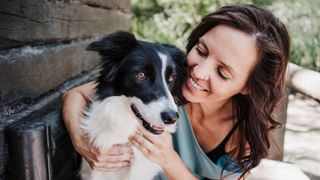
[81,147,162,180]
[80,96,162,180]
[81,96,140,149]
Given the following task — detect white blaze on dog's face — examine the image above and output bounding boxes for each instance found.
[129,52,178,133]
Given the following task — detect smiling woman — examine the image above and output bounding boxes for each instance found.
[62,4,290,180]
[183,25,258,103]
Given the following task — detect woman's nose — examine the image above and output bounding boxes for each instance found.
[193,64,210,81]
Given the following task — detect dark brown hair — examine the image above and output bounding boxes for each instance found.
[186,4,290,179]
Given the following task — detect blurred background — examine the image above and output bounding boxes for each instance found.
[0,0,319,179]
[131,0,320,72]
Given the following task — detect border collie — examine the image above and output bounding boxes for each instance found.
[80,31,186,180]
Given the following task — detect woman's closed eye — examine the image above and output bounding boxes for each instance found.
[196,46,208,58]
[217,68,230,80]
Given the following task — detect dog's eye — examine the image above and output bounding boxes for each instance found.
[136,71,147,80]
[168,74,176,82]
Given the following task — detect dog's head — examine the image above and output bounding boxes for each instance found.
[87,31,186,134]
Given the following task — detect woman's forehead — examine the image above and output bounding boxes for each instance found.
[200,25,258,76]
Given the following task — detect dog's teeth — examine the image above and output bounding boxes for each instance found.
[151,124,164,130]
[131,104,167,135]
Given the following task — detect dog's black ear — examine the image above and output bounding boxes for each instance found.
[87,31,138,82]
[86,31,137,58]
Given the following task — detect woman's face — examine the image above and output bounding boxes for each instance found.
[182,25,258,104]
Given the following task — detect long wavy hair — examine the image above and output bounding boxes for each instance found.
[186,4,290,179]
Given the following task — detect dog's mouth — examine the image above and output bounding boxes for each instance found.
[131,104,165,134]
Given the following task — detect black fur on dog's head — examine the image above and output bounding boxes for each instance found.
[87,31,186,134]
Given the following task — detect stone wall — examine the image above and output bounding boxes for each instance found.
[0,0,131,179]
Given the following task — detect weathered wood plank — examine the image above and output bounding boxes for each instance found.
[77,0,131,12]
[0,0,131,49]
[0,39,100,106]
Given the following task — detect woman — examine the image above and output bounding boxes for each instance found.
[62,4,290,179]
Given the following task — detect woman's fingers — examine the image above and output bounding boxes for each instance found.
[71,127,135,172]
[130,133,157,153]
[106,144,134,155]
[93,144,134,161]
[129,136,150,157]
[91,167,123,172]
[102,153,134,163]
[90,161,131,172]
[86,154,133,171]
[136,127,159,144]
[73,140,98,163]
[136,127,171,146]
[101,161,131,169]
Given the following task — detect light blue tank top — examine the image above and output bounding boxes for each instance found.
[155,106,242,180]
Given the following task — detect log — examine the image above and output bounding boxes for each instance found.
[287,63,320,101]
[0,39,100,107]
[77,0,131,12]
[6,122,53,180]
[0,68,97,179]
[0,0,131,49]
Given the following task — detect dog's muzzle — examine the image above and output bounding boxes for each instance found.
[131,104,165,134]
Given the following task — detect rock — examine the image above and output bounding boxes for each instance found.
[248,159,310,180]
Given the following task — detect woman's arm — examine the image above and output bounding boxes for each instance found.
[130,127,199,180]
[162,152,199,180]
[62,82,134,171]
[62,82,96,147]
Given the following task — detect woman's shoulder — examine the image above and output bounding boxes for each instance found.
[63,81,97,102]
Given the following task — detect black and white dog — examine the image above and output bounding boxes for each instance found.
[80,31,186,180]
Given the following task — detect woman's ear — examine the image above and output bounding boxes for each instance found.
[240,87,249,95]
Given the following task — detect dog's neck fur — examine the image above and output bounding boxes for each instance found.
[94,82,117,101]
[81,95,140,149]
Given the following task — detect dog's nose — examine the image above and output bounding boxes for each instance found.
[161,110,179,124]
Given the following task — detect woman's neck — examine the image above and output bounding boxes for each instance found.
[186,99,234,124]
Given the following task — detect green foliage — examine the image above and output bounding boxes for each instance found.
[268,0,320,72]
[131,0,320,72]
[132,0,253,49]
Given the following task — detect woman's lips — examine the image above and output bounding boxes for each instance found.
[186,77,209,92]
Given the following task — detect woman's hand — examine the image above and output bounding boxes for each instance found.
[72,131,134,171]
[129,127,177,168]
[129,127,198,180]
[62,82,134,172]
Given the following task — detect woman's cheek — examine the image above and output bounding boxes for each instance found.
[186,51,199,66]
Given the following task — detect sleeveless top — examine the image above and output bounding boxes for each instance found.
[155,106,242,180]
[206,122,238,164]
